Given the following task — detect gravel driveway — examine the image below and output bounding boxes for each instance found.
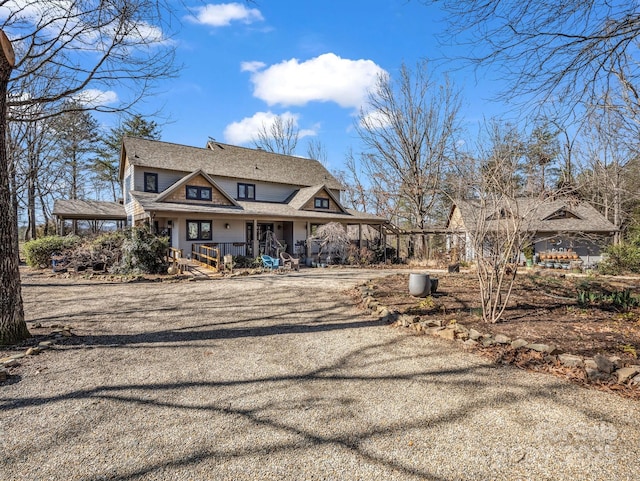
[1,267,639,480]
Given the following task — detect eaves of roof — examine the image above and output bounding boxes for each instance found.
[130,192,386,223]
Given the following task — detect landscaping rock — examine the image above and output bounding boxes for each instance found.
[426,326,445,336]
[481,338,495,347]
[399,315,413,327]
[593,354,614,374]
[468,329,482,340]
[436,328,456,341]
[558,354,584,368]
[494,334,511,344]
[423,319,443,327]
[527,343,560,354]
[616,366,640,384]
[382,312,397,324]
[584,359,598,370]
[463,339,478,348]
[511,339,529,349]
[453,324,469,335]
[455,330,470,341]
[586,367,611,382]
[609,356,623,370]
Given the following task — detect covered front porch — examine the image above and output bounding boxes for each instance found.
[147,215,391,263]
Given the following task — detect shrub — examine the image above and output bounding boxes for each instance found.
[24,235,81,268]
[112,226,169,274]
[599,241,640,275]
[233,255,260,268]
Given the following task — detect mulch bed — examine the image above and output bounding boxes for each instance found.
[368,270,640,398]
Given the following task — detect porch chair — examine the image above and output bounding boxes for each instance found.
[260,254,280,271]
[279,252,300,271]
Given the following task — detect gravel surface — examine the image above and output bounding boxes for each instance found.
[1,267,640,481]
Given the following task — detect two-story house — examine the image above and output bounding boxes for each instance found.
[111,136,385,259]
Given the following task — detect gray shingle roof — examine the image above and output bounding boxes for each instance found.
[121,137,344,190]
[155,169,239,206]
[287,184,347,213]
[452,197,617,233]
[53,200,126,220]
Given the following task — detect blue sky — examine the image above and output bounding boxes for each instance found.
[122,1,503,170]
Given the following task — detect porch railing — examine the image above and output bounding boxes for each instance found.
[200,242,250,258]
[191,244,220,271]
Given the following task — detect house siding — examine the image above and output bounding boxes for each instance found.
[301,194,342,213]
[134,168,184,193]
[123,163,135,223]
[162,174,234,206]
[213,177,297,203]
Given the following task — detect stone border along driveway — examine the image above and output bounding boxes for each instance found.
[1,267,640,481]
[357,281,640,391]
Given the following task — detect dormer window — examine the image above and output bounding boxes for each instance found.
[238,183,255,200]
[186,185,212,201]
[314,197,330,209]
[144,172,158,193]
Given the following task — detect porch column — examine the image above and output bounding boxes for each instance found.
[306,221,311,259]
[358,224,363,252]
[252,219,258,257]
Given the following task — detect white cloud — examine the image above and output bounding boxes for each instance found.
[72,89,118,107]
[186,3,263,27]
[244,53,385,109]
[240,61,266,73]
[359,109,392,130]
[223,111,316,145]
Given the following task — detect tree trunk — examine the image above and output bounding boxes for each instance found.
[0,30,29,344]
[27,171,36,241]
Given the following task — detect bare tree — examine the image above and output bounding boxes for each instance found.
[0,1,180,344]
[4,0,180,121]
[578,99,640,242]
[252,116,299,155]
[355,61,462,244]
[0,29,29,344]
[306,138,328,167]
[9,114,58,240]
[450,121,548,323]
[432,1,640,111]
[333,149,373,214]
[308,222,350,264]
